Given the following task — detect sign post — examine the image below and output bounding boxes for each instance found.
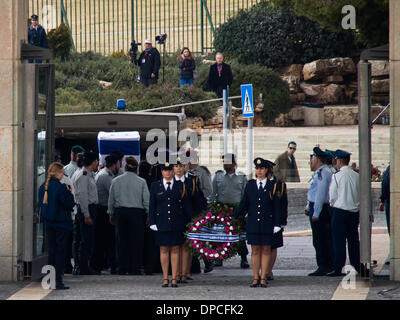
[241,84,254,179]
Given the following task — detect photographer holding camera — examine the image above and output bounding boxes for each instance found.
[129,39,161,87]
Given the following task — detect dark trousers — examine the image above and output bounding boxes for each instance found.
[115,207,146,273]
[47,226,68,285]
[143,227,162,274]
[237,241,249,258]
[64,230,73,272]
[77,204,97,274]
[385,201,390,234]
[140,77,158,87]
[72,212,82,272]
[91,205,116,272]
[331,208,360,273]
[309,202,333,270]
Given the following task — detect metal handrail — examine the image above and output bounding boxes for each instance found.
[372,103,390,124]
[137,95,242,113]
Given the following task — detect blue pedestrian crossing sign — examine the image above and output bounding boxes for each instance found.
[241,84,254,118]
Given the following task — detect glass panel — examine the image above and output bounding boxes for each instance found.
[34,66,50,257]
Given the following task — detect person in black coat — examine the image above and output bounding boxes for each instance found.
[178,47,196,86]
[149,161,192,288]
[38,162,75,290]
[208,53,233,98]
[28,14,47,63]
[134,39,161,87]
[233,158,281,288]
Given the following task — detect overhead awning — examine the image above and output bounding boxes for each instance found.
[360,44,389,61]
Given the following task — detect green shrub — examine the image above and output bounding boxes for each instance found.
[54,52,290,124]
[214,4,358,68]
[47,23,72,61]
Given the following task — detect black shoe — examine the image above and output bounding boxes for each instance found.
[214,260,223,267]
[186,276,194,281]
[56,284,70,290]
[385,261,390,265]
[204,263,214,273]
[240,258,250,269]
[110,268,117,275]
[171,279,178,288]
[326,271,346,277]
[64,267,73,274]
[308,268,330,276]
[260,278,268,288]
[267,276,274,281]
[162,279,169,288]
[250,279,260,288]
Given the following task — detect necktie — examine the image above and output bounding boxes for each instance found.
[166,182,171,193]
[259,182,263,193]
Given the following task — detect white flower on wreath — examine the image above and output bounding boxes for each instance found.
[220,218,224,222]
[210,254,214,257]
[205,216,209,219]
[192,227,197,231]
[212,216,216,219]
[215,253,219,258]
[230,226,234,230]
[229,232,232,235]
[205,252,208,256]
[227,243,231,246]
[196,222,200,227]
[200,249,204,253]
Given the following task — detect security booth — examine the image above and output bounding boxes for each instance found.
[21,44,55,279]
[358,44,389,280]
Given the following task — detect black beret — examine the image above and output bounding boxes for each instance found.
[313,147,327,160]
[334,149,351,159]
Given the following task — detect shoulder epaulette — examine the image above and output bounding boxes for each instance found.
[269,183,277,200]
[181,182,186,200]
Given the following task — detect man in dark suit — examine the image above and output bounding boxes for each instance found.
[208,53,233,98]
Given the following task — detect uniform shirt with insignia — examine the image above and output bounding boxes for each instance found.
[329,166,359,212]
[71,168,99,218]
[210,169,247,204]
[95,167,115,207]
[108,171,150,216]
[64,161,79,178]
[188,165,212,199]
[307,165,332,218]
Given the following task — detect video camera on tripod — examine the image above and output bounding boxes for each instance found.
[129,40,141,64]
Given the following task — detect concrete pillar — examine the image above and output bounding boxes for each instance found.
[390,0,400,281]
[0,1,26,281]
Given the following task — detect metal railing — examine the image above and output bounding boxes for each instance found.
[28,0,261,55]
[137,95,241,113]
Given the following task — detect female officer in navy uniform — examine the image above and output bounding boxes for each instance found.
[233,158,281,288]
[266,164,288,281]
[149,161,192,288]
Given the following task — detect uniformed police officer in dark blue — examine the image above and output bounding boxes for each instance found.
[305,147,334,276]
[173,157,197,283]
[149,160,192,288]
[28,14,47,63]
[266,162,288,281]
[233,158,281,288]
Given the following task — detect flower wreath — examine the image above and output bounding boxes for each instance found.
[186,202,246,263]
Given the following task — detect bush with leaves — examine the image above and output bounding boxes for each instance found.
[270,0,388,48]
[214,4,358,68]
[54,51,291,123]
[47,23,72,61]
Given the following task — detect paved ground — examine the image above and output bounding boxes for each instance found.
[0,211,394,300]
